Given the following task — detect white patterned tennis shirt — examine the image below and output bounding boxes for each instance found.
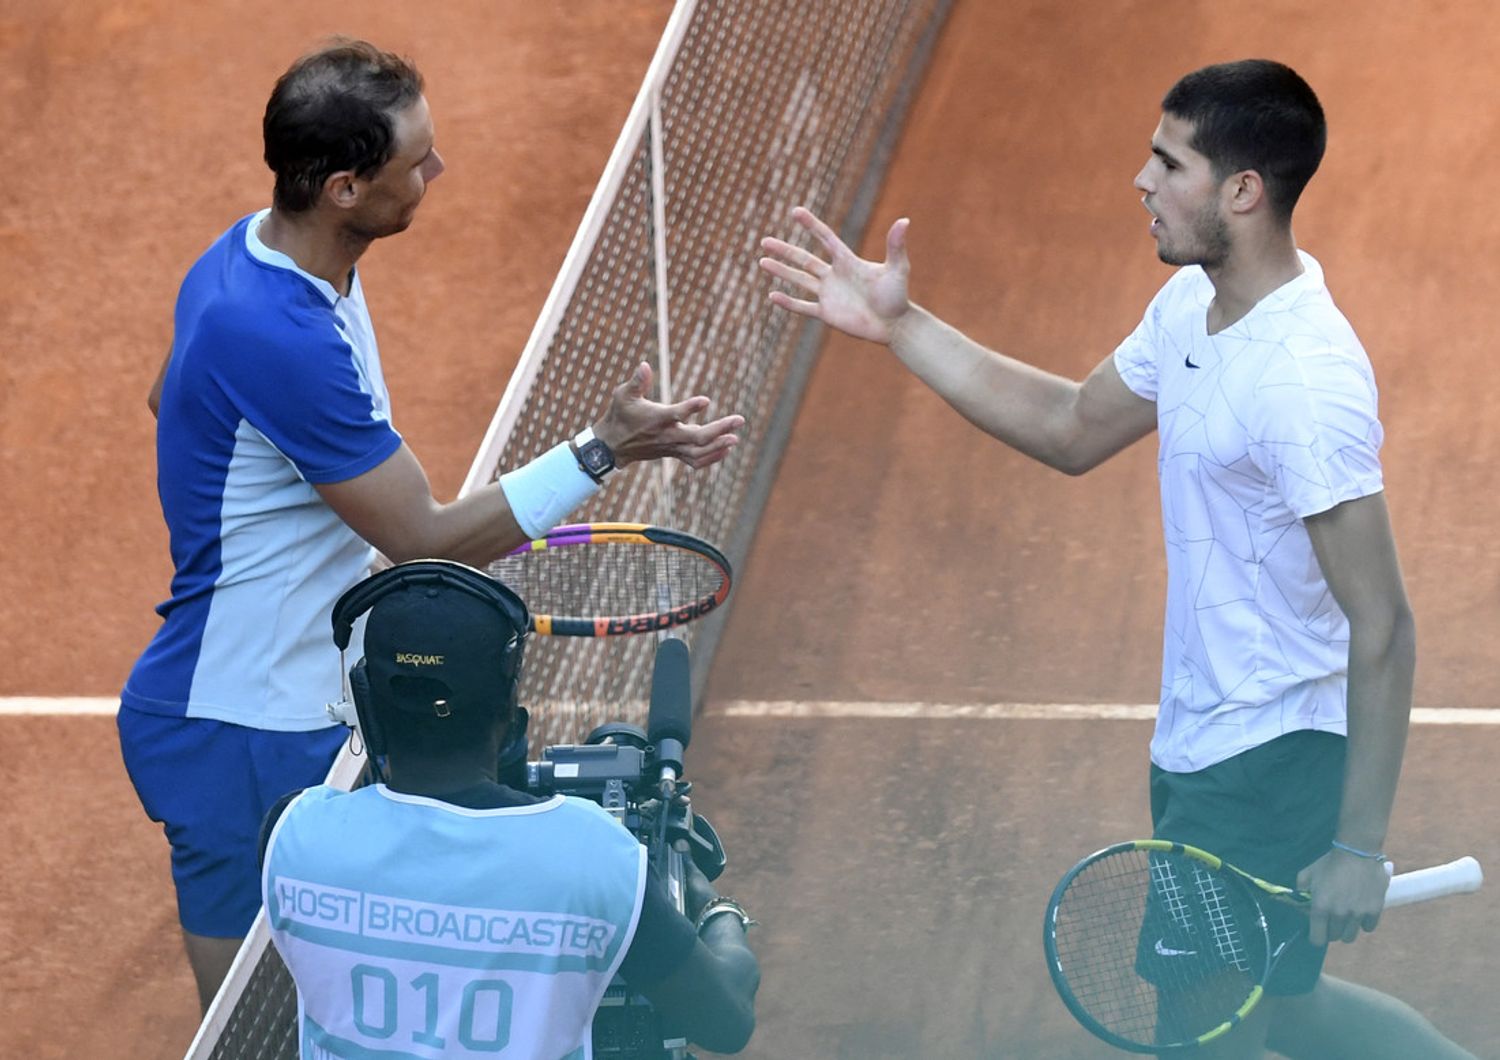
[1114,252,1385,772]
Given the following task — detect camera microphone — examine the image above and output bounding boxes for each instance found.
[647,636,692,793]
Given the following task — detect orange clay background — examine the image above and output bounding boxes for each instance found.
[3,2,1499,1057]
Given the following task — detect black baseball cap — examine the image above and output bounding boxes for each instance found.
[362,577,526,719]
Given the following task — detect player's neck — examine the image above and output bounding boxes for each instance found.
[260,208,363,297]
[1202,228,1303,334]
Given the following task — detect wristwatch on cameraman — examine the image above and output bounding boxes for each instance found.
[695,896,757,935]
[569,426,617,484]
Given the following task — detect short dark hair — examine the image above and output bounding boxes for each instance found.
[1162,59,1326,220]
[263,38,425,213]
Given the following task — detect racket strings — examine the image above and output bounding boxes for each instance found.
[491,539,724,619]
[1050,848,1267,1048]
[1192,865,1251,973]
[1152,859,1251,972]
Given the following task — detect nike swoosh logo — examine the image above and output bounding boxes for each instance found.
[1154,938,1198,957]
[1185,355,1201,369]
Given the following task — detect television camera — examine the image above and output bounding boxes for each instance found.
[521,637,728,1060]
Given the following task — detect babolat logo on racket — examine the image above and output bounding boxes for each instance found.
[605,596,720,636]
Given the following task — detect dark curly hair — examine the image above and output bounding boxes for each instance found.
[263,38,425,213]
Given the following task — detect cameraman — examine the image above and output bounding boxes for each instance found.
[259,560,759,1058]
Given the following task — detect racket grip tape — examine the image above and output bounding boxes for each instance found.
[1385,856,1483,909]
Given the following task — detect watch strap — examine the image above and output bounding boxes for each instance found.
[694,896,757,934]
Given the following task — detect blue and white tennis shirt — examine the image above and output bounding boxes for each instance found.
[1114,253,1385,772]
[263,786,646,1060]
[122,209,403,731]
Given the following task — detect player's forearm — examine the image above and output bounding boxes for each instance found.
[1335,604,1417,854]
[887,305,1089,472]
[383,482,531,567]
[323,442,598,568]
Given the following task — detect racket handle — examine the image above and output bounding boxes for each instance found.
[1386,856,1484,909]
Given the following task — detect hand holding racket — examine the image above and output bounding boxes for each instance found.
[1043,840,1483,1052]
[1297,844,1401,946]
[489,522,731,637]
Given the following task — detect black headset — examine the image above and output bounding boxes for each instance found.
[329,560,530,770]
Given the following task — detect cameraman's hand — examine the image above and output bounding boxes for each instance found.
[638,856,760,1055]
[684,856,719,922]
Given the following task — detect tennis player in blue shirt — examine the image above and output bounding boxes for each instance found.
[121,37,744,1012]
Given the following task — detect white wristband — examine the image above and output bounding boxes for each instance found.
[498,441,602,539]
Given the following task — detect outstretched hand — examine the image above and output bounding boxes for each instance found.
[758,205,912,344]
[593,362,744,469]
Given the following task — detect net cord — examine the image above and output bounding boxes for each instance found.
[459,0,700,499]
[649,93,679,520]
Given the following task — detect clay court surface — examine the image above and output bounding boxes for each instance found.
[4,1,1499,1057]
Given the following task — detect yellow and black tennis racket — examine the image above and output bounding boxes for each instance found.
[1043,840,1482,1053]
[490,522,731,637]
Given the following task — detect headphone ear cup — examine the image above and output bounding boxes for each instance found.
[496,705,530,788]
[349,659,387,759]
[509,638,525,712]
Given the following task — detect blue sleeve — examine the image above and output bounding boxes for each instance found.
[206,301,403,484]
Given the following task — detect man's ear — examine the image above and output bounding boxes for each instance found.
[1224,169,1266,215]
[323,170,360,210]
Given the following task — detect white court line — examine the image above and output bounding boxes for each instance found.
[0,697,119,715]
[715,701,1500,725]
[4,697,1500,726]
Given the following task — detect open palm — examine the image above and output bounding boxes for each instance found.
[759,206,910,344]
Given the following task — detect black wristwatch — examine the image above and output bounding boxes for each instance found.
[569,427,617,484]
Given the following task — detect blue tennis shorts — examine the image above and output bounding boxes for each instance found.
[117,707,347,938]
[1149,729,1347,996]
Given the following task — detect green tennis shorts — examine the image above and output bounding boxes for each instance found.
[1149,728,1348,996]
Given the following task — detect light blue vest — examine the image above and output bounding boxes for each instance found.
[263,785,646,1059]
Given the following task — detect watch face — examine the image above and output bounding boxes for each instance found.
[581,441,613,473]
